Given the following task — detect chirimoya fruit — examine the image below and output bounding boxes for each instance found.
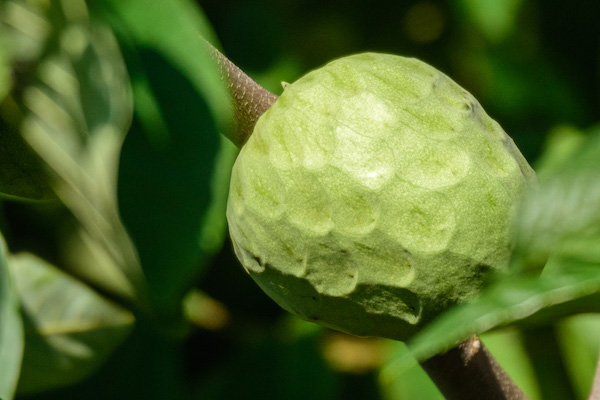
[227,53,535,341]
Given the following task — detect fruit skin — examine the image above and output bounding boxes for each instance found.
[227,53,536,341]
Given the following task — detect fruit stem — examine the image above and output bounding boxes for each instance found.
[204,40,278,148]
[420,336,528,400]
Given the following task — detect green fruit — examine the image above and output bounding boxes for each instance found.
[226,53,535,341]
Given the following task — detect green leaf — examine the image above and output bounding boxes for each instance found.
[0,29,11,101]
[0,1,54,201]
[0,234,24,400]
[0,120,55,201]
[513,127,600,270]
[14,0,147,304]
[401,266,600,365]
[98,0,231,132]
[480,329,541,399]
[457,0,524,42]
[381,328,542,400]
[100,0,236,313]
[533,125,587,178]
[9,253,134,395]
[379,342,443,400]
[0,0,50,65]
[556,314,600,399]
[520,325,578,399]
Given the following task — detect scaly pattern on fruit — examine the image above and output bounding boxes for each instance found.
[227,53,535,341]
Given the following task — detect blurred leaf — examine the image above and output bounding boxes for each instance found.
[60,225,142,304]
[0,33,11,101]
[4,316,188,400]
[513,127,600,270]
[9,253,134,395]
[520,325,577,399]
[382,328,542,400]
[401,266,600,365]
[380,342,443,400]
[70,320,187,400]
[0,118,55,201]
[183,289,229,331]
[481,329,541,400]
[456,0,524,42]
[0,234,24,400]
[0,0,50,65]
[0,1,55,201]
[13,0,147,304]
[195,327,340,400]
[556,314,600,399]
[99,0,236,313]
[98,0,231,132]
[533,125,587,177]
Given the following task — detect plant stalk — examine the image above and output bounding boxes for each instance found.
[204,40,278,148]
[420,336,528,400]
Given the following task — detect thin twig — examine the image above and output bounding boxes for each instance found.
[203,40,278,147]
[420,336,528,400]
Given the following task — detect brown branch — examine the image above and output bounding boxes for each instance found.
[590,355,600,400]
[420,336,528,400]
[203,40,278,148]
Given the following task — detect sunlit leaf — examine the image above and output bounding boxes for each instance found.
[0,2,54,201]
[0,234,24,400]
[14,0,147,304]
[0,0,50,65]
[513,127,600,270]
[9,253,134,395]
[401,266,600,365]
[99,0,236,313]
[60,225,138,303]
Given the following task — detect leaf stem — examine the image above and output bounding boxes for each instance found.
[203,40,278,148]
[420,336,528,400]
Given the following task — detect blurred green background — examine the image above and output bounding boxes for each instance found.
[1,0,599,399]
